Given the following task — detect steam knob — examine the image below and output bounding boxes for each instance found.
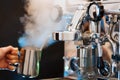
[87,2,104,22]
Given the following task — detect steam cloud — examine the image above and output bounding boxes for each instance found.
[18,0,70,49]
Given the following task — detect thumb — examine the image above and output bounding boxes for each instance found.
[1,46,15,54]
[0,46,13,59]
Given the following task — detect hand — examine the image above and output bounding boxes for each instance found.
[102,42,112,63]
[0,46,19,70]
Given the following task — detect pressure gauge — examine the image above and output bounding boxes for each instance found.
[87,2,104,22]
[50,5,63,22]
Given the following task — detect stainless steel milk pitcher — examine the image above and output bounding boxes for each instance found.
[16,47,41,78]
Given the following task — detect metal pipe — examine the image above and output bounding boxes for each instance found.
[69,1,120,9]
[105,10,120,15]
[119,20,120,55]
[118,19,120,80]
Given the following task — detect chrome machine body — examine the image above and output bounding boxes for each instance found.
[53,1,120,80]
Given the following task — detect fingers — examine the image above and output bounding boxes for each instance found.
[8,65,16,71]
[7,59,23,64]
[6,48,25,65]
[102,42,112,63]
[7,59,18,64]
[0,46,14,59]
[6,54,24,60]
[10,48,24,56]
[10,48,18,55]
[2,46,15,54]
[6,54,18,59]
[20,48,25,56]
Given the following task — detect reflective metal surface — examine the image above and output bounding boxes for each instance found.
[78,46,97,80]
[52,1,120,80]
[17,47,41,78]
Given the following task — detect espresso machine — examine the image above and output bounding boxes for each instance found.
[53,1,120,80]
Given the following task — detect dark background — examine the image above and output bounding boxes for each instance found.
[0,0,64,80]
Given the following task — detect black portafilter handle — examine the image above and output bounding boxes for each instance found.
[97,57,110,76]
[112,54,120,62]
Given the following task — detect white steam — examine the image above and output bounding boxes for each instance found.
[19,0,71,48]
